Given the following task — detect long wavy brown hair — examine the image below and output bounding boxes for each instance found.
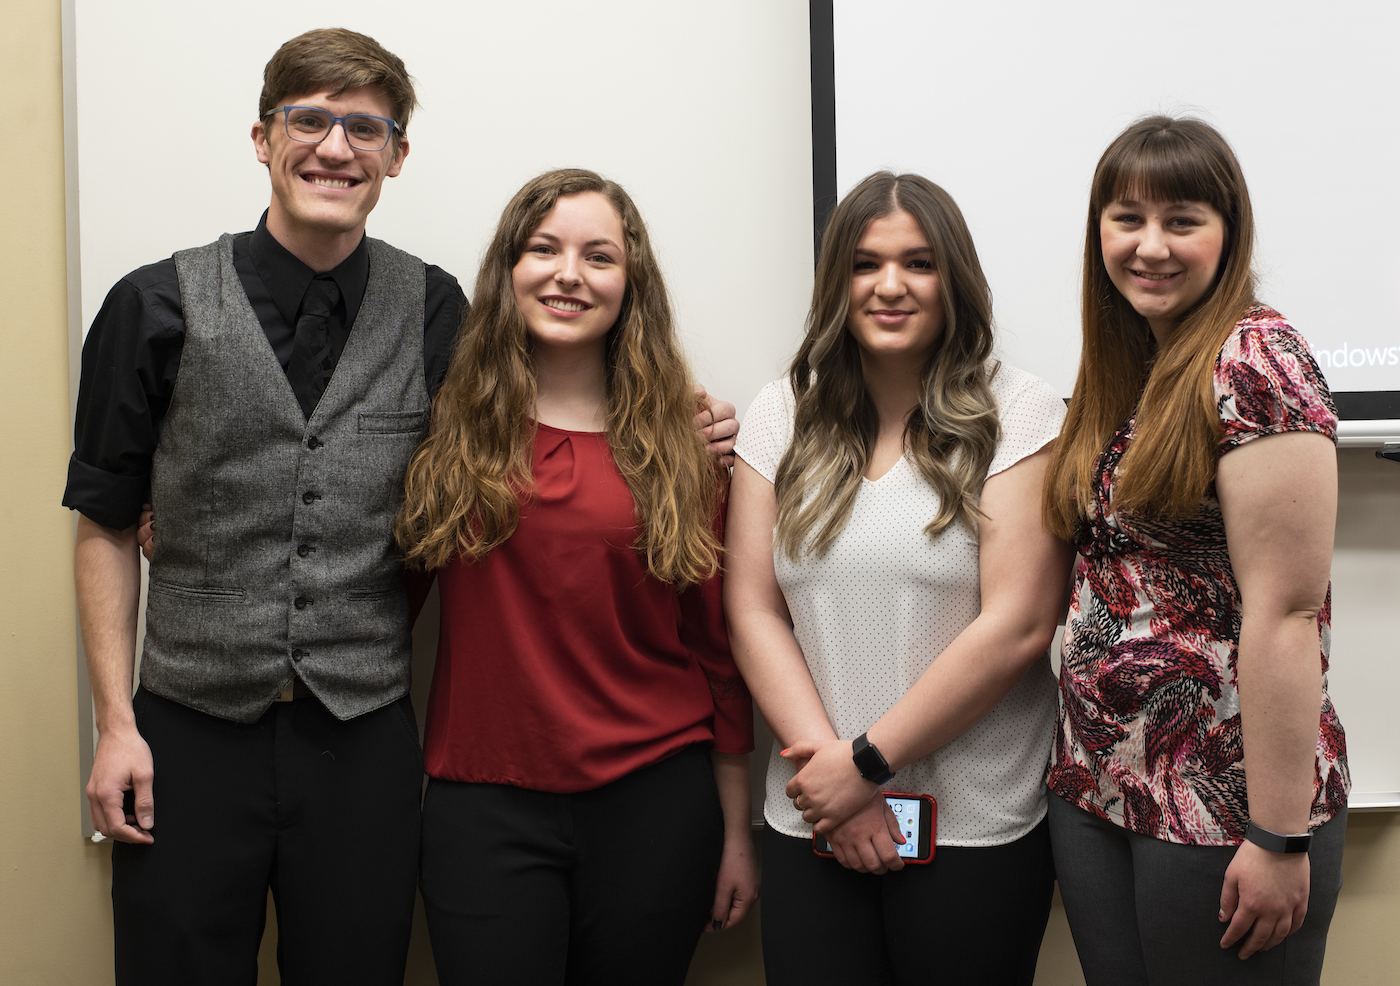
[396,169,720,586]
[1043,116,1258,537]
[774,171,1000,559]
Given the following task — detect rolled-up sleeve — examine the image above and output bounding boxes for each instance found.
[62,262,185,530]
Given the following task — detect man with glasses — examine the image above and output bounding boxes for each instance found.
[64,27,449,984]
[65,26,738,982]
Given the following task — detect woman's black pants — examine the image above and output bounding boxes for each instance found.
[420,744,724,986]
[761,816,1055,985]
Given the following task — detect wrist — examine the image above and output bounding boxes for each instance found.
[1244,820,1312,854]
[723,828,755,849]
[94,708,137,736]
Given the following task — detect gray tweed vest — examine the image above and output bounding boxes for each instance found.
[141,233,429,723]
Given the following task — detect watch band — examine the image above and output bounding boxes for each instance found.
[1244,821,1312,854]
[852,732,894,785]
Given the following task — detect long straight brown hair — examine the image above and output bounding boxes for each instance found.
[395,169,720,586]
[1043,117,1258,537]
[775,171,1000,558]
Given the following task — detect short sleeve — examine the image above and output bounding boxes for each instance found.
[733,378,797,483]
[1215,311,1338,453]
[986,363,1066,478]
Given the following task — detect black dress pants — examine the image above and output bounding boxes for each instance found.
[761,817,1055,986]
[420,743,725,986]
[111,686,424,986]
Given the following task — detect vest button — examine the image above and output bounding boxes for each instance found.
[307,436,322,450]
[291,649,305,661]
[302,490,319,505]
[294,596,312,610]
[297,543,312,557]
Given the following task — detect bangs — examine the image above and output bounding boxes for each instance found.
[1092,120,1234,217]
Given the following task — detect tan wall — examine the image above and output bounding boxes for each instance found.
[0,0,114,981]
[3,2,1397,983]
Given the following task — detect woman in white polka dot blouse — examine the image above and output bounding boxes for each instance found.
[725,171,1072,984]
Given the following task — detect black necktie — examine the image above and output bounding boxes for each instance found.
[289,274,340,419]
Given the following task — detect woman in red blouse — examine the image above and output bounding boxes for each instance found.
[395,169,757,985]
[1042,117,1349,984]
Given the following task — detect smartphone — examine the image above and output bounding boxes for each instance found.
[812,792,936,864]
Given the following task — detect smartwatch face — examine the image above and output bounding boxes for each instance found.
[853,737,889,782]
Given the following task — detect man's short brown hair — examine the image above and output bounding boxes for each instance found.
[259,28,418,138]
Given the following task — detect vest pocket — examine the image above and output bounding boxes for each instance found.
[347,583,406,601]
[148,579,246,602]
[358,409,429,435]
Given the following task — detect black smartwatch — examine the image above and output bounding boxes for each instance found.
[852,732,894,785]
[1244,821,1312,854]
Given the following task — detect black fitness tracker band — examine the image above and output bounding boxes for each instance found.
[1244,821,1312,854]
[852,732,894,785]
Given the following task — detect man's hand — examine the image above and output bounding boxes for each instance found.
[137,504,155,562]
[694,384,738,467]
[75,514,148,842]
[86,723,155,844]
[783,737,877,834]
[825,793,905,874]
[1219,840,1310,959]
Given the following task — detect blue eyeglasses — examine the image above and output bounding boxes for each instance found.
[269,105,400,152]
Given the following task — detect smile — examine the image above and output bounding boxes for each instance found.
[541,297,592,313]
[303,176,359,189]
[1130,269,1179,281]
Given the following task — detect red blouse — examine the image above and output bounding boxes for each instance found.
[422,423,753,793]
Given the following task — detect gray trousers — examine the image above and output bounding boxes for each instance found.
[1047,793,1346,986]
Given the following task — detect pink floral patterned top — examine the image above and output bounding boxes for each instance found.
[1049,307,1350,846]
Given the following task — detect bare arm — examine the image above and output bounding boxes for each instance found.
[786,448,1075,832]
[75,514,154,843]
[1215,431,1335,959]
[722,457,836,751]
[706,753,759,931]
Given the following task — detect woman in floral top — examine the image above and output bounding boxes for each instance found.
[1042,116,1349,985]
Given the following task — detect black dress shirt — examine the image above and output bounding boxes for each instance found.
[63,216,466,530]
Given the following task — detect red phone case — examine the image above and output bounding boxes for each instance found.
[811,791,937,864]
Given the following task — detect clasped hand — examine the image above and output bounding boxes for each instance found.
[784,738,905,874]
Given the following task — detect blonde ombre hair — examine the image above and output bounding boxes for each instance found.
[395,169,720,586]
[1043,116,1258,537]
[775,172,1000,558]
